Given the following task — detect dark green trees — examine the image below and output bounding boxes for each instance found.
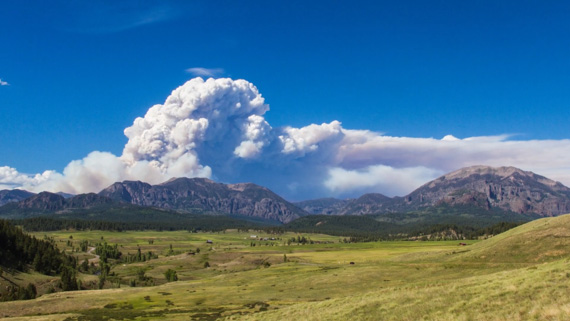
[164,269,178,282]
[0,219,75,274]
[60,266,78,291]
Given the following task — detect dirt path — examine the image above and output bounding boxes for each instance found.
[87,247,100,265]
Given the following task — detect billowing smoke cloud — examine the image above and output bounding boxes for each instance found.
[2,77,570,199]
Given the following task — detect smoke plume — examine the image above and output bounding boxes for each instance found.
[2,77,570,199]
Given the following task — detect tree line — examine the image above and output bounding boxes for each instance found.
[11,216,262,232]
[283,214,524,242]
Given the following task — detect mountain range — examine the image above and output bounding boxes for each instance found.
[98,177,305,223]
[0,178,305,223]
[1,166,570,224]
[296,166,570,217]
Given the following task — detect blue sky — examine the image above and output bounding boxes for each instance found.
[1,1,570,199]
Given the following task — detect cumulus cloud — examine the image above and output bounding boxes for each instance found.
[2,77,570,200]
[0,79,9,86]
[185,68,225,78]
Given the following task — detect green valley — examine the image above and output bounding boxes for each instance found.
[1,214,570,320]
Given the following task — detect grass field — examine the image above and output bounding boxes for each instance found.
[1,215,570,320]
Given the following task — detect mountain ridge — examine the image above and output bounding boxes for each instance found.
[302,165,570,216]
[2,165,569,222]
[0,189,36,206]
[98,177,305,223]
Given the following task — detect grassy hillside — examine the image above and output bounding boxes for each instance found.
[447,214,570,263]
[1,214,570,320]
[230,258,570,321]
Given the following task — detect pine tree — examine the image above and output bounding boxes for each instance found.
[60,266,78,291]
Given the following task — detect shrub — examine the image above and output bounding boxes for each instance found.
[164,269,178,282]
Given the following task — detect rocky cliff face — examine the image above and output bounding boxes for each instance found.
[0,189,35,206]
[99,177,305,223]
[98,181,154,205]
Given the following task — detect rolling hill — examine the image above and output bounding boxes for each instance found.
[446,213,570,263]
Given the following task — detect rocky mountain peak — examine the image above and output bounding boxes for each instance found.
[18,192,65,211]
[99,177,305,223]
[432,166,564,189]
[411,165,570,216]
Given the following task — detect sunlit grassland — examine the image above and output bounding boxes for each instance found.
[230,258,570,321]
[2,215,570,320]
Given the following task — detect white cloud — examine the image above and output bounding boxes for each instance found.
[0,79,9,86]
[233,115,271,158]
[2,77,570,200]
[185,68,225,78]
[324,165,443,197]
[0,166,55,190]
[122,77,269,166]
[279,121,344,156]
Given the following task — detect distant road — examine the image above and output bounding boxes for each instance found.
[87,247,100,265]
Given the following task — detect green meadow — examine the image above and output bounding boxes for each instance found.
[2,215,570,320]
